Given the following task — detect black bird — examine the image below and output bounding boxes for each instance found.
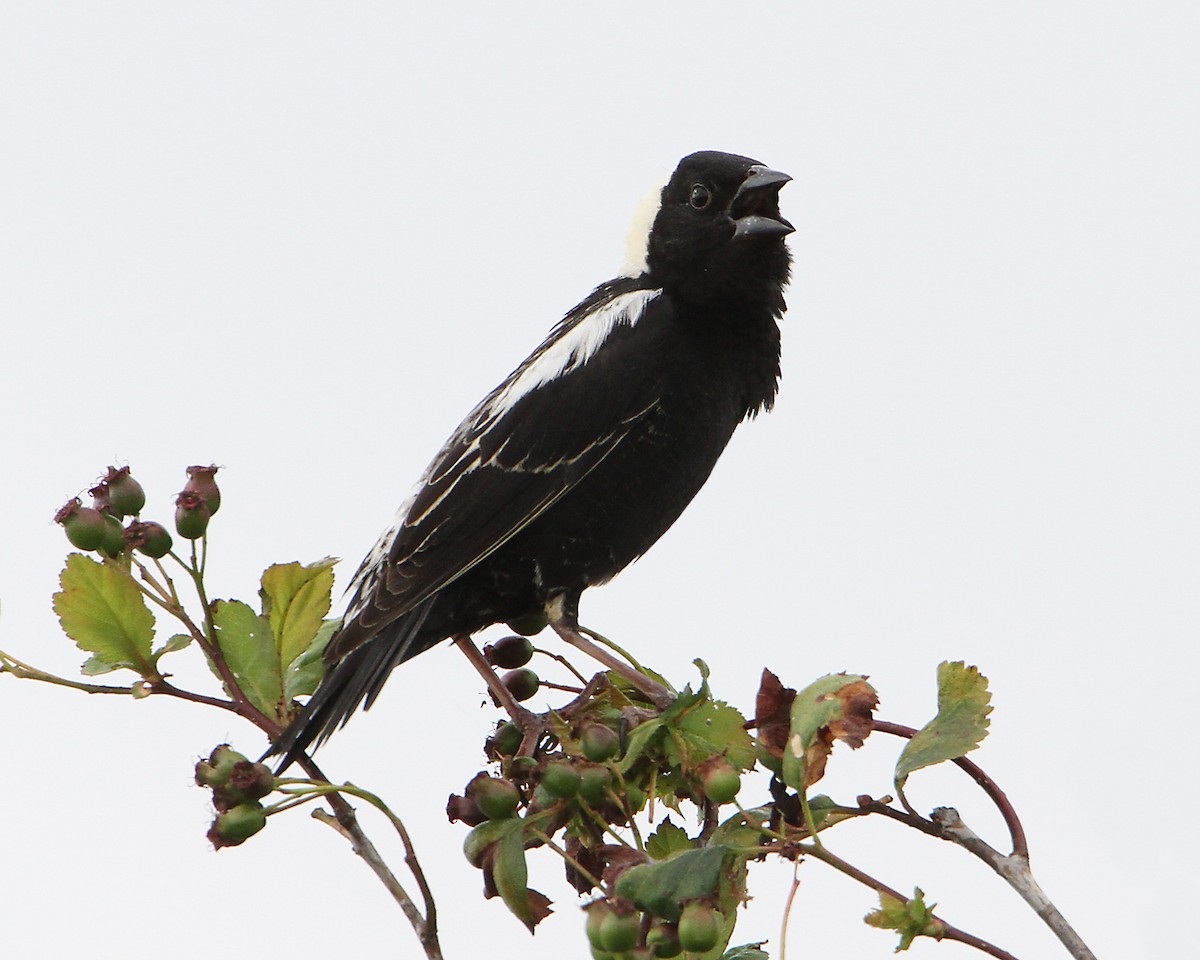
[272,151,792,768]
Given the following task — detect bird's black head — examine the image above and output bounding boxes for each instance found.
[642,151,792,308]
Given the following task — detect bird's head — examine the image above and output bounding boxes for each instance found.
[625,151,793,306]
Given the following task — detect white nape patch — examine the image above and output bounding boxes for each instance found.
[489,288,661,419]
[620,180,667,278]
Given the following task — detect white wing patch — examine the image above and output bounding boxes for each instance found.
[488,288,661,420]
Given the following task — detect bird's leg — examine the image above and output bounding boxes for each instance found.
[544,595,675,709]
[451,635,541,744]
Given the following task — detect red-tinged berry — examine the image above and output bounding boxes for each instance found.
[184,464,221,514]
[484,634,534,669]
[175,490,210,539]
[677,903,721,953]
[229,759,274,801]
[541,760,581,799]
[505,610,548,636]
[99,512,126,557]
[104,466,145,516]
[468,774,520,820]
[208,802,266,848]
[88,481,113,516]
[446,793,486,827]
[502,667,540,702]
[55,499,107,551]
[580,722,620,762]
[700,758,741,805]
[195,744,248,787]
[578,765,612,806]
[599,908,640,953]
[124,520,173,558]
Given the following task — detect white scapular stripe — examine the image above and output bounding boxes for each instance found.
[488,288,661,419]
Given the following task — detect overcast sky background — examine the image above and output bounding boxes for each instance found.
[2,4,1196,958]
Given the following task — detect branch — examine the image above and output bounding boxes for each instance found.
[931,808,1097,960]
[294,756,442,960]
[873,719,1029,858]
[802,842,1021,960]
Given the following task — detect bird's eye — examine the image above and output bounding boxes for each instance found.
[689,184,711,210]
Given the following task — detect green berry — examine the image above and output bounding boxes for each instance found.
[701,758,741,805]
[646,922,682,958]
[124,520,173,559]
[581,722,620,762]
[599,909,640,953]
[195,744,247,787]
[104,466,145,516]
[578,765,612,806]
[174,490,210,539]
[540,761,581,799]
[502,667,540,702]
[469,774,521,820]
[485,634,535,669]
[490,721,523,757]
[99,512,126,557]
[55,500,107,551]
[585,902,612,949]
[462,822,498,867]
[505,610,548,636]
[677,903,721,953]
[208,802,267,848]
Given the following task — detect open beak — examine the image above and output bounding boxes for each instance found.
[731,165,794,240]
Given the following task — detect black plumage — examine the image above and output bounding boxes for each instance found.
[272,151,791,767]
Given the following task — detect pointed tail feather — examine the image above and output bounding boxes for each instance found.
[267,598,435,771]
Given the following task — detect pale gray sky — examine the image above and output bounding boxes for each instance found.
[2,4,1196,958]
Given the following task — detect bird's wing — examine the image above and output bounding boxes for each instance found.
[338,281,669,650]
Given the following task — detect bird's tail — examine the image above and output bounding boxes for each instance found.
[267,598,434,772]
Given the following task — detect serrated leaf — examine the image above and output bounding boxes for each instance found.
[895,662,992,797]
[614,844,728,922]
[782,673,873,791]
[212,600,281,718]
[490,818,551,931]
[153,632,192,663]
[617,717,666,774]
[675,698,756,771]
[260,559,336,667]
[646,818,693,859]
[864,887,945,951]
[283,617,338,701]
[53,553,156,676]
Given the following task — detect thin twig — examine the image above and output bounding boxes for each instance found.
[931,808,1097,960]
[802,843,1020,960]
[873,719,1029,858]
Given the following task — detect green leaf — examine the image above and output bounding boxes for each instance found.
[674,697,756,771]
[283,617,338,701]
[490,818,551,931]
[617,717,666,774]
[781,673,869,791]
[212,600,281,718]
[260,559,336,668]
[614,844,728,922]
[153,632,192,664]
[894,662,992,799]
[864,887,945,951]
[53,553,156,676]
[723,944,770,960]
[646,818,693,860]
